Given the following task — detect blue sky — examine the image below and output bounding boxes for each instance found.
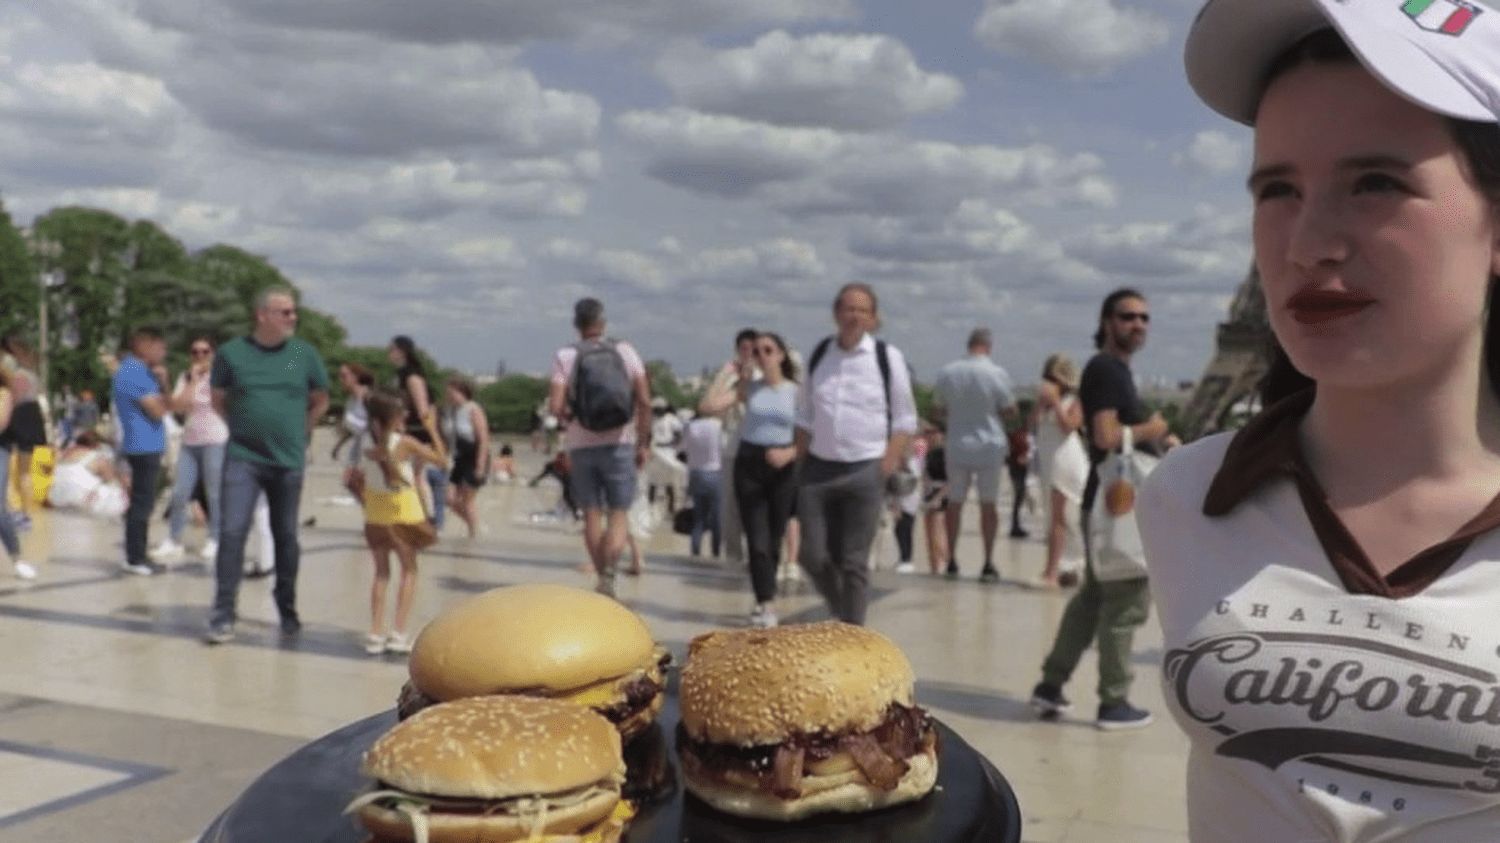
[0,0,1259,384]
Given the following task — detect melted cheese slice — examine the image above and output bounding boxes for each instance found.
[558,658,664,710]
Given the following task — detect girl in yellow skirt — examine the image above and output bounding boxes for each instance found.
[354,392,442,655]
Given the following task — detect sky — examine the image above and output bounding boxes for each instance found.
[0,0,1258,384]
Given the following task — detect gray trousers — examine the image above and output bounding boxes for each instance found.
[797,456,883,625]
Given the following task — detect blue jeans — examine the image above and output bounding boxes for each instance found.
[212,456,305,625]
[0,446,19,557]
[125,453,163,565]
[426,465,448,529]
[689,469,722,557]
[169,443,225,542]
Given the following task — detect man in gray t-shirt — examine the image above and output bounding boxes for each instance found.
[932,328,1017,582]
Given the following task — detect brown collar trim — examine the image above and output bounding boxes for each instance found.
[1202,389,1313,517]
[1201,388,1500,598]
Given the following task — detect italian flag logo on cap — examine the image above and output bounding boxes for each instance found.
[1402,0,1483,35]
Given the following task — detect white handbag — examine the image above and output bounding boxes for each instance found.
[1089,426,1158,582]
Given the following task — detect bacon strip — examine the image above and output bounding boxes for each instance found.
[770,746,806,799]
[841,733,909,791]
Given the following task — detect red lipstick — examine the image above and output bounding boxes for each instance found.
[1286,289,1374,325]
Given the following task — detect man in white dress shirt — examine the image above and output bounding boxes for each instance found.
[794,283,919,624]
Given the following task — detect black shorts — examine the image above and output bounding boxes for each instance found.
[7,402,47,451]
[449,441,487,489]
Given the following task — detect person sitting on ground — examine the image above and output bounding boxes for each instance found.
[492,444,516,483]
[47,431,128,520]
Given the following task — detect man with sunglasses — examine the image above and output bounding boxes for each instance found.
[205,287,330,644]
[1030,287,1171,730]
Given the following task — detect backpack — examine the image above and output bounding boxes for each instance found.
[807,336,892,434]
[567,339,635,432]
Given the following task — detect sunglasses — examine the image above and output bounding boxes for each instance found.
[1114,311,1150,324]
[754,346,779,357]
[190,348,211,356]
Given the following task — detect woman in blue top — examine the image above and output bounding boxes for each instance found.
[701,331,799,628]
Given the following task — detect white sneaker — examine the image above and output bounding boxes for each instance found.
[200,539,218,561]
[13,561,37,580]
[150,539,184,561]
[895,562,916,575]
[363,633,387,655]
[384,632,413,654]
[749,604,779,628]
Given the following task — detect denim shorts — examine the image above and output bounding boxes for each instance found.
[569,444,637,511]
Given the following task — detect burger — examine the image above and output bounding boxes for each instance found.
[677,622,939,821]
[348,695,634,843]
[396,584,670,742]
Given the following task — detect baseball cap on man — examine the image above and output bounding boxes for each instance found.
[1186,0,1500,125]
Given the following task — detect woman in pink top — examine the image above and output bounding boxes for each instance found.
[153,336,229,561]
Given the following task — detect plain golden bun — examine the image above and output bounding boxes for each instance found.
[684,748,937,821]
[410,584,656,701]
[361,696,625,800]
[680,622,915,745]
[358,790,620,843]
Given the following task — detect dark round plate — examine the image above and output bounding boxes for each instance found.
[200,694,1021,843]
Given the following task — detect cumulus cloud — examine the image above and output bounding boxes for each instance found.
[151,0,858,46]
[975,0,1170,76]
[1065,207,1251,283]
[657,31,962,130]
[617,107,1117,215]
[1173,130,1249,177]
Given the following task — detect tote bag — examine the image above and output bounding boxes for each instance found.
[1089,427,1158,582]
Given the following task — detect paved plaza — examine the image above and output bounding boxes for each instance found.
[0,437,1189,842]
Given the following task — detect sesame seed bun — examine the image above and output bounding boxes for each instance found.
[679,623,916,746]
[361,696,625,801]
[409,584,657,702]
[684,748,937,821]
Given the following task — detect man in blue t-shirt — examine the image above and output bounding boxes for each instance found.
[111,326,170,576]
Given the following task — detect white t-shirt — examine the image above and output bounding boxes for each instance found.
[683,417,723,472]
[1140,434,1500,843]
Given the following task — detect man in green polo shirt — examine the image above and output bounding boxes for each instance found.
[205,287,330,644]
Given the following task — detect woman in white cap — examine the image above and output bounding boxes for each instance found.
[1141,1,1500,840]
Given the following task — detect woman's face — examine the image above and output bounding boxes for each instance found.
[1252,62,1500,391]
[339,365,355,390]
[189,341,213,368]
[446,385,464,405]
[755,338,784,372]
[386,345,403,366]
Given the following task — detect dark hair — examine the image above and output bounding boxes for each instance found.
[341,361,375,388]
[74,430,101,449]
[0,333,34,365]
[574,297,604,332]
[967,327,992,350]
[734,328,758,348]
[189,335,215,351]
[365,390,406,428]
[1093,288,1145,350]
[390,335,425,378]
[758,331,799,382]
[446,375,475,400]
[1257,30,1500,404]
[130,326,165,345]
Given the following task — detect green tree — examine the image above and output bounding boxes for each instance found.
[477,374,549,433]
[30,206,134,395]
[0,199,36,343]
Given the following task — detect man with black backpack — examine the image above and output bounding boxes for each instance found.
[794,283,918,625]
[548,298,653,597]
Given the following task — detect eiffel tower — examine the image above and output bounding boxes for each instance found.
[1178,265,1273,441]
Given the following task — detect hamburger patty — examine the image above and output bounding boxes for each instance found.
[678,703,936,797]
[396,652,668,724]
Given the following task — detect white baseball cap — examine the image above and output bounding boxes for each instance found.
[1186,0,1500,125]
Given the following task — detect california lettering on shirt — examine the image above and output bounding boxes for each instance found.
[1139,434,1500,843]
